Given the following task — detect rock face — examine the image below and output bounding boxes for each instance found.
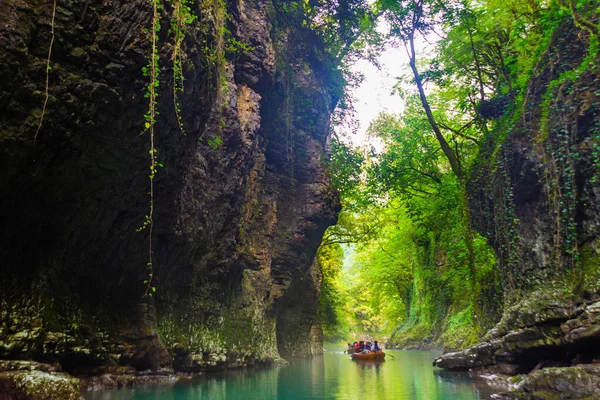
[435,19,600,399]
[473,364,600,400]
[0,360,81,400]
[434,294,600,370]
[0,0,339,388]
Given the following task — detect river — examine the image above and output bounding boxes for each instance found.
[84,349,497,399]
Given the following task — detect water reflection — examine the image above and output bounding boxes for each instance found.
[353,360,385,368]
[85,350,496,399]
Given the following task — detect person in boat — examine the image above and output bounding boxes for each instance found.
[346,343,354,354]
[356,341,370,354]
[371,340,381,352]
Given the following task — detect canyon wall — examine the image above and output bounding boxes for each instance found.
[0,0,339,386]
[435,20,600,399]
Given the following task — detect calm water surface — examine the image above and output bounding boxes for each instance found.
[85,349,496,400]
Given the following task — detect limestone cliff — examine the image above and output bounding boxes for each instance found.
[0,0,340,388]
[435,19,600,399]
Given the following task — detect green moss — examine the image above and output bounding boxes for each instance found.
[388,321,435,349]
[0,371,80,400]
[156,274,281,365]
[579,240,600,293]
[437,306,481,351]
[39,298,62,333]
[508,375,525,385]
[528,391,562,400]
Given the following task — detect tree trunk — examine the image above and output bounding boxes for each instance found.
[406,31,462,180]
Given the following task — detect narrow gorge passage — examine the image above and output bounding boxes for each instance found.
[0,0,599,399]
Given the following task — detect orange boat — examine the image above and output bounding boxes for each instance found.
[351,351,385,361]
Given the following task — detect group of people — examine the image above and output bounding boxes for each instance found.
[349,340,381,354]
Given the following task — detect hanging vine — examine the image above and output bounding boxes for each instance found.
[137,0,162,298]
[536,32,599,274]
[137,0,230,297]
[196,0,228,148]
[170,0,196,135]
[33,0,57,152]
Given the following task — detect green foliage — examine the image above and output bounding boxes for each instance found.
[206,136,223,150]
[318,244,351,339]
[320,0,600,348]
[138,0,163,298]
[136,0,233,296]
[321,146,500,342]
[327,139,366,205]
[312,0,381,63]
[170,0,197,135]
[225,37,254,55]
[437,305,480,350]
[367,106,446,202]
[273,0,379,62]
[271,0,382,140]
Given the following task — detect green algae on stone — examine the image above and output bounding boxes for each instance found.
[0,370,81,400]
[579,241,600,294]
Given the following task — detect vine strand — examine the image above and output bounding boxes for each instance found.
[33,0,57,153]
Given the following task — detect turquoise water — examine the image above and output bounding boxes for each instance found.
[85,349,496,399]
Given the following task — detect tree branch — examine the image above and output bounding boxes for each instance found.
[406,28,462,180]
[438,121,480,144]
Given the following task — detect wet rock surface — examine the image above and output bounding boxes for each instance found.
[0,369,81,400]
[478,364,600,400]
[435,293,600,369]
[434,282,600,398]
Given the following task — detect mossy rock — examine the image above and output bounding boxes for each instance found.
[502,365,600,399]
[0,370,81,400]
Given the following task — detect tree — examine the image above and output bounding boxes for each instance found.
[318,243,351,338]
[378,0,465,179]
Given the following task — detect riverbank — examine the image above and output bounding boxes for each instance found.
[0,359,181,399]
[0,357,286,399]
